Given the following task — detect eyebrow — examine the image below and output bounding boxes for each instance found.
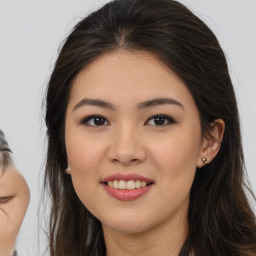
[73,97,184,111]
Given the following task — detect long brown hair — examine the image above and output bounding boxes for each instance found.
[44,0,256,255]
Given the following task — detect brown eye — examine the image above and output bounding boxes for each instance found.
[146,114,176,126]
[81,115,110,126]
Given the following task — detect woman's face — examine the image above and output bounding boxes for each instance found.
[65,50,205,234]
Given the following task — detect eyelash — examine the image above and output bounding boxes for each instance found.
[0,196,13,204]
[80,114,176,127]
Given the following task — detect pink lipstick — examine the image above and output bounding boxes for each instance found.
[101,173,154,201]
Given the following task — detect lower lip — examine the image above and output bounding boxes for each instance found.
[102,183,153,201]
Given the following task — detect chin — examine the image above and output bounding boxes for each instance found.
[100,211,157,234]
[103,221,151,234]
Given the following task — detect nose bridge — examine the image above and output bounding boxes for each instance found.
[108,122,146,165]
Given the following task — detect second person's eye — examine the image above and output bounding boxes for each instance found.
[0,196,13,204]
[81,115,110,126]
[146,114,176,126]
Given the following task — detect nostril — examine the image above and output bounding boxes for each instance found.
[111,158,141,166]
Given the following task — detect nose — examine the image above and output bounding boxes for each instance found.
[107,125,146,166]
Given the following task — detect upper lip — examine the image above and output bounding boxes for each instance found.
[101,173,154,183]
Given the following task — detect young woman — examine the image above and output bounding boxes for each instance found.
[0,130,30,256]
[44,0,256,255]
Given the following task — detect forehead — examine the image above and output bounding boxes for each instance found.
[0,167,17,186]
[69,50,196,110]
[0,167,27,195]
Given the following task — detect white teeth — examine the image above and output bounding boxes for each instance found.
[107,180,113,188]
[106,179,151,190]
[127,180,135,190]
[135,180,142,189]
[113,180,119,189]
[119,180,126,189]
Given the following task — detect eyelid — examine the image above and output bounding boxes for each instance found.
[145,114,177,126]
[80,114,110,126]
[80,114,176,127]
[0,196,13,203]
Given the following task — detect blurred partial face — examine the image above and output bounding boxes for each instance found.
[0,167,30,253]
[65,50,204,234]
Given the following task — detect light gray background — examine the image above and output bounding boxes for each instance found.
[0,0,255,255]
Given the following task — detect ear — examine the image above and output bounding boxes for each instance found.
[197,119,225,168]
[65,166,71,175]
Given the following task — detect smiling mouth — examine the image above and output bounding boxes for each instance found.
[103,180,154,190]
[101,175,154,200]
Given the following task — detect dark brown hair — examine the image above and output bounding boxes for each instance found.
[44,0,256,255]
[0,130,12,172]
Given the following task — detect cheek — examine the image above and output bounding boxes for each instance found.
[66,132,104,174]
[65,133,106,203]
[149,125,201,205]
[152,133,200,176]
[149,133,201,219]
[67,141,99,210]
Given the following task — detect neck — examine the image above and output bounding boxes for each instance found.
[103,209,188,256]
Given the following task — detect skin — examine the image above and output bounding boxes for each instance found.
[65,50,224,256]
[0,167,30,256]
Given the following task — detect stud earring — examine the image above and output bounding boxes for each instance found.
[201,157,207,163]
[65,166,71,174]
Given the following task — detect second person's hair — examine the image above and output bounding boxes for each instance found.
[0,130,12,172]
